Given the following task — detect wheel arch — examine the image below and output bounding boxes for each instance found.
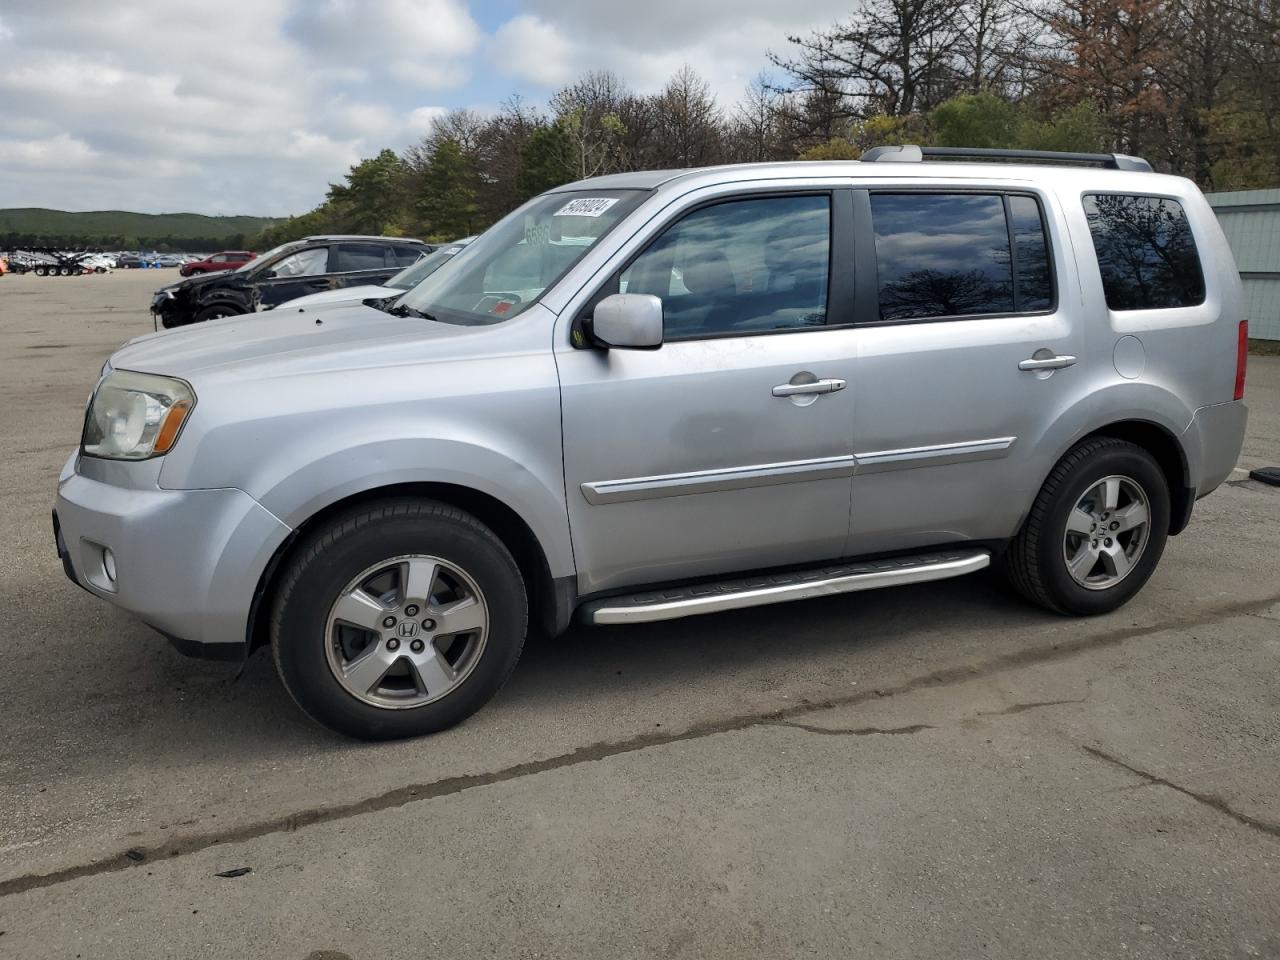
[1058,418,1193,536]
[246,481,575,655]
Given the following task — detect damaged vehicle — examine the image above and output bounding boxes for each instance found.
[276,237,474,311]
[150,235,429,327]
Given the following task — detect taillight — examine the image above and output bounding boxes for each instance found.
[1234,320,1248,401]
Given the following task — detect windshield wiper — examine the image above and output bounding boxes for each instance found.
[387,303,439,321]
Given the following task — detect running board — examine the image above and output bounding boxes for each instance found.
[580,549,991,625]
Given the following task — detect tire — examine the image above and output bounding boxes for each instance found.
[34,266,46,276]
[194,305,241,323]
[59,266,72,276]
[270,499,528,740]
[1002,437,1170,616]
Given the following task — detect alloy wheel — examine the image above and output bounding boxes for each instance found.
[324,554,489,709]
[1062,475,1151,590]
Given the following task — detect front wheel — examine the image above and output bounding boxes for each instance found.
[1002,437,1169,616]
[194,304,241,323]
[271,499,528,740]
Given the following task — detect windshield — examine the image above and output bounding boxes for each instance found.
[386,238,474,291]
[397,190,645,324]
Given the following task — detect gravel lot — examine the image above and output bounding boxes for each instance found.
[1,269,1278,959]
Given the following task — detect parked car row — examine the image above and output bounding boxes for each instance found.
[150,235,432,327]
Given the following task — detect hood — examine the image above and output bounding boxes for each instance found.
[277,283,395,309]
[110,302,495,382]
[157,269,243,297]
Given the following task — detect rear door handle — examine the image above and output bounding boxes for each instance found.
[1018,354,1077,371]
[772,378,847,397]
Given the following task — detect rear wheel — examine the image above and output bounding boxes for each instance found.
[1002,437,1169,615]
[34,266,46,276]
[271,499,528,740]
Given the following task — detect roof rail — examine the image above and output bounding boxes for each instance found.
[301,234,427,243]
[860,144,1153,173]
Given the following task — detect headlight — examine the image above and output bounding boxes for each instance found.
[82,370,195,460]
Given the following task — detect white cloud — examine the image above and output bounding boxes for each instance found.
[0,0,852,215]
[492,15,575,88]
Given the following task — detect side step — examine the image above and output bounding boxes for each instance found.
[580,549,991,625]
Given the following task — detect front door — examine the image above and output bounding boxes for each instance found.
[252,245,333,309]
[847,188,1087,554]
[558,191,859,595]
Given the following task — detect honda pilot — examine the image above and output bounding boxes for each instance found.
[56,147,1248,739]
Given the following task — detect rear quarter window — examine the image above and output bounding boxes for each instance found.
[1082,194,1206,310]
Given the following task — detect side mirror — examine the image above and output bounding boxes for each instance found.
[262,269,277,279]
[591,293,663,349]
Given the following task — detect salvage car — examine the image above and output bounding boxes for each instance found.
[57,148,1248,739]
[150,235,429,327]
[277,237,472,310]
[180,250,257,277]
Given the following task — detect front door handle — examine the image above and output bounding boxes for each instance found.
[1018,354,1077,371]
[772,378,847,397]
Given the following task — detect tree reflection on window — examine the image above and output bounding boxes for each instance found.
[1083,195,1205,310]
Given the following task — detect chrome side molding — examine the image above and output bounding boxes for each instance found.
[580,455,857,505]
[854,437,1016,474]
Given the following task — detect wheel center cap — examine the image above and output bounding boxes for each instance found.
[397,620,420,639]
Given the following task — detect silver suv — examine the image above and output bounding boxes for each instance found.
[54,146,1249,739]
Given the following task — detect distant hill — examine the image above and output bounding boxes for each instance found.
[0,208,284,252]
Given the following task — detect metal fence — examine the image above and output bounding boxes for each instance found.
[1208,188,1280,341]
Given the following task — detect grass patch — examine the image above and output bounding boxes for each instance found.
[1249,338,1280,356]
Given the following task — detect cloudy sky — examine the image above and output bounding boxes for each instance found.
[0,0,851,217]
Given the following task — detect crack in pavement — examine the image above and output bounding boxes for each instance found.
[1082,745,1280,839]
[2,591,1278,900]
[977,697,1088,717]
[771,721,933,736]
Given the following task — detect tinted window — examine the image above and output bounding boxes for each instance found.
[1083,194,1205,310]
[335,244,392,272]
[392,245,424,266]
[871,194,1014,320]
[1009,195,1053,311]
[620,195,830,339]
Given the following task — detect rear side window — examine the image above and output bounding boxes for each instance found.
[1083,194,1205,310]
[335,243,393,272]
[392,245,424,266]
[869,193,1053,321]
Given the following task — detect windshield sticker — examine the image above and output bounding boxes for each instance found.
[553,197,619,218]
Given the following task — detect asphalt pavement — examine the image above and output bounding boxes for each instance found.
[1,269,1277,959]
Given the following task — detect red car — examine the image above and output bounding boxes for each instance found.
[179,250,257,277]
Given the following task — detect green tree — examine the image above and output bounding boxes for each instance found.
[516,122,577,198]
[418,138,481,240]
[928,93,1021,147]
[326,148,411,235]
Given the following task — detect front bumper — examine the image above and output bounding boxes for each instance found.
[54,454,292,659]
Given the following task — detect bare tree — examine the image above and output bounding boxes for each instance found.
[770,0,965,118]
[653,66,725,167]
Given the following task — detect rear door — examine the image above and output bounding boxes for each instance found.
[331,242,411,290]
[847,187,1088,554]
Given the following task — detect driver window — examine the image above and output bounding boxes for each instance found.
[619,195,831,339]
[271,247,329,278]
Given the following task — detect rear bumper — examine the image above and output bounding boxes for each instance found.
[1185,399,1248,498]
[54,455,291,659]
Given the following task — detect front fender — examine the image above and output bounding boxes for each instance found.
[253,436,575,579]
